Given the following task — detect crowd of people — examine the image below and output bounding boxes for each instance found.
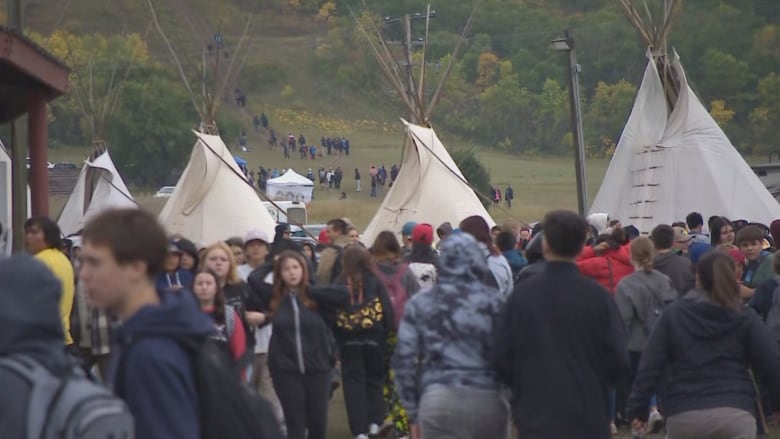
[3,207,780,439]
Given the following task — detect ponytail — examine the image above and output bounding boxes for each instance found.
[697,252,741,311]
[630,237,654,273]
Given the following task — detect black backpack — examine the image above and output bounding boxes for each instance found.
[119,336,283,439]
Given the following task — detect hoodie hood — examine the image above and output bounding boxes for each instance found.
[587,213,609,234]
[0,255,67,366]
[436,222,453,239]
[437,233,489,285]
[653,251,678,270]
[674,289,746,340]
[113,290,213,343]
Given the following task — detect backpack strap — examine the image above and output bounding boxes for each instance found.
[225,305,236,339]
[0,354,71,439]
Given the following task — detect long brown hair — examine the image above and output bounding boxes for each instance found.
[371,231,401,263]
[269,250,317,315]
[342,246,377,305]
[630,237,654,273]
[194,269,227,324]
[697,252,741,311]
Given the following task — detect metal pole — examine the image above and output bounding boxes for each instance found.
[403,14,416,122]
[9,0,28,252]
[565,30,588,215]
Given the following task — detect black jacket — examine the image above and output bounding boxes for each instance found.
[333,272,394,342]
[628,289,780,422]
[653,251,695,296]
[493,262,629,439]
[267,286,348,374]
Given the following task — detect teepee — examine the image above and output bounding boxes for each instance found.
[352,3,495,244]
[147,0,276,242]
[159,131,276,244]
[363,121,494,244]
[590,0,780,233]
[55,34,140,237]
[59,147,136,237]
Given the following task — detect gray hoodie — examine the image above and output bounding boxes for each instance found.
[615,269,678,352]
[0,255,68,437]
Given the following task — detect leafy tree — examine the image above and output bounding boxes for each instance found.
[585,80,637,155]
[451,148,492,208]
[105,66,199,187]
[710,100,735,127]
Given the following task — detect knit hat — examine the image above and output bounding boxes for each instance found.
[401,221,417,237]
[411,223,434,245]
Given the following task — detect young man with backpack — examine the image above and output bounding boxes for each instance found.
[0,255,134,438]
[80,209,283,439]
[316,218,350,285]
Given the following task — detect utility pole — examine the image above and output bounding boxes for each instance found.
[384,7,437,124]
[552,30,588,216]
[8,0,28,252]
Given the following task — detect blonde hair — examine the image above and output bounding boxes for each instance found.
[630,236,655,273]
[202,241,241,286]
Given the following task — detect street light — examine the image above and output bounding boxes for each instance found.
[552,29,589,216]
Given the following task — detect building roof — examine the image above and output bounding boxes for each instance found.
[0,26,70,123]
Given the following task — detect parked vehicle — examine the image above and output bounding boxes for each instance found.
[153,186,176,198]
[262,201,307,225]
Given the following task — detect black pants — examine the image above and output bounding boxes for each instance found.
[341,341,387,436]
[272,369,331,439]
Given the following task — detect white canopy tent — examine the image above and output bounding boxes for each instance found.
[266,169,314,204]
[159,131,276,244]
[58,150,136,237]
[362,120,495,244]
[590,53,780,233]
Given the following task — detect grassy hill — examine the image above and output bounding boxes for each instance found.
[17,0,612,226]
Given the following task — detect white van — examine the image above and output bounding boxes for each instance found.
[263,201,308,225]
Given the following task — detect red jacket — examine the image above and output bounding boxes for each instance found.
[576,244,634,295]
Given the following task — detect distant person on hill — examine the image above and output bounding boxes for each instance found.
[310,144,317,160]
[299,134,306,148]
[390,165,399,187]
[505,185,514,208]
[261,112,269,130]
[253,115,261,132]
[355,168,362,192]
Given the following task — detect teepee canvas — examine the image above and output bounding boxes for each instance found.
[590,0,780,233]
[362,121,495,244]
[159,131,276,244]
[58,150,137,237]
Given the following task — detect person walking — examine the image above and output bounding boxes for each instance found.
[334,247,394,439]
[24,217,75,350]
[614,237,678,434]
[628,252,780,439]
[79,209,213,438]
[371,231,421,437]
[355,168,362,192]
[505,185,514,208]
[267,251,348,439]
[394,233,509,439]
[493,210,629,439]
[193,270,247,362]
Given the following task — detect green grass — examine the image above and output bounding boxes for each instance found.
[48,127,611,229]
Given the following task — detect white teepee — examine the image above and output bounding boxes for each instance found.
[363,121,495,244]
[58,150,137,237]
[159,131,276,244]
[590,1,780,233]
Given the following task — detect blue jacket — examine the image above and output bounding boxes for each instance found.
[109,290,213,439]
[502,249,528,272]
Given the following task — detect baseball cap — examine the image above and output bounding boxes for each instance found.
[401,221,417,237]
[245,229,271,246]
[167,241,182,253]
[412,223,434,245]
[673,226,693,243]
